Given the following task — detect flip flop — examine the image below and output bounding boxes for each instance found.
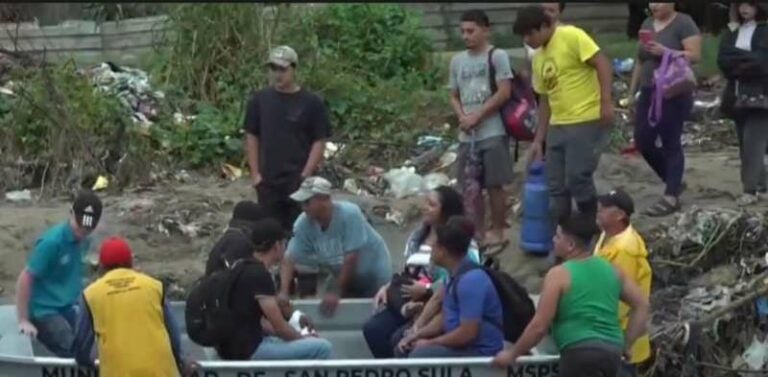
[480,239,511,258]
[644,197,681,217]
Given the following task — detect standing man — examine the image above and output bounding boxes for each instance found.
[513,6,615,226]
[450,9,514,249]
[595,189,652,377]
[493,215,650,377]
[15,190,102,357]
[244,45,332,232]
[523,2,566,74]
[280,177,392,317]
[73,237,195,376]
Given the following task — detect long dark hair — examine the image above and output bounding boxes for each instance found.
[737,2,768,23]
[416,186,465,247]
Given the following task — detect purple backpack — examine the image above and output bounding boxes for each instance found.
[648,49,697,127]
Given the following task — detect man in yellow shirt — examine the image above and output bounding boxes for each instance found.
[73,237,196,376]
[513,5,615,227]
[595,189,652,377]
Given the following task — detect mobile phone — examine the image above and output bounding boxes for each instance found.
[639,29,654,45]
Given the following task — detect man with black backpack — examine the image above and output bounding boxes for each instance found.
[187,218,332,360]
[450,9,514,250]
[396,216,533,358]
[205,200,266,276]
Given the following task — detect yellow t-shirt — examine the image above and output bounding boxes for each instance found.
[594,225,652,364]
[532,25,602,126]
[84,269,179,377]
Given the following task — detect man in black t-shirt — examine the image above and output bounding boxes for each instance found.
[243,45,332,232]
[205,201,265,276]
[216,218,333,360]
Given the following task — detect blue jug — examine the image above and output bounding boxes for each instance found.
[520,160,553,255]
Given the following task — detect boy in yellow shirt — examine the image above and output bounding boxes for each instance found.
[513,6,615,227]
[595,189,652,377]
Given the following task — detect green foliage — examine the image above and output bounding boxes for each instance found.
[149,3,449,168]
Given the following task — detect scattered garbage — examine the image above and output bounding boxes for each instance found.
[422,172,450,191]
[92,175,109,191]
[220,164,242,181]
[86,62,164,129]
[383,167,424,199]
[5,189,32,202]
[613,58,635,74]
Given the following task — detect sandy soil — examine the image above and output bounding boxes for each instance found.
[0,145,755,300]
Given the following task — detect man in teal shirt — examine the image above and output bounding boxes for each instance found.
[279,177,392,317]
[15,190,103,357]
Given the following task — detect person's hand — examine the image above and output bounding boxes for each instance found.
[397,332,419,354]
[623,347,633,362]
[320,292,340,318]
[400,281,428,301]
[600,100,616,127]
[373,284,389,309]
[459,112,481,131]
[18,320,37,338]
[181,359,201,377]
[251,172,263,188]
[492,349,519,368]
[644,41,666,57]
[526,141,544,166]
[299,314,317,334]
[277,292,291,308]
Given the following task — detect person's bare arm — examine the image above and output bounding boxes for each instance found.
[681,35,702,64]
[427,318,480,348]
[511,268,564,356]
[15,269,33,323]
[258,296,303,341]
[534,95,550,144]
[330,252,359,296]
[279,257,296,297]
[301,140,326,179]
[413,285,444,329]
[245,134,260,184]
[450,89,465,119]
[617,267,650,351]
[413,312,444,340]
[471,79,512,125]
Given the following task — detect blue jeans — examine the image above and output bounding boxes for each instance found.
[31,306,77,357]
[252,336,333,360]
[408,344,482,358]
[363,308,408,358]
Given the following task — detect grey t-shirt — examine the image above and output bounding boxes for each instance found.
[637,13,700,88]
[449,47,514,142]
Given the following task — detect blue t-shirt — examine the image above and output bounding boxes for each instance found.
[443,261,505,356]
[27,222,90,319]
[287,201,392,295]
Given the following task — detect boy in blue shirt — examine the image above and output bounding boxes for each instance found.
[397,216,504,358]
[15,190,103,357]
[279,176,392,317]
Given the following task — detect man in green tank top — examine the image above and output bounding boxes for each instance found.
[493,215,649,377]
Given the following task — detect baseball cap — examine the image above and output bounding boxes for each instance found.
[598,189,635,217]
[290,176,333,202]
[99,236,133,268]
[73,190,103,230]
[251,218,289,251]
[265,46,298,68]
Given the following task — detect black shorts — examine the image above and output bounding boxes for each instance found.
[559,344,622,377]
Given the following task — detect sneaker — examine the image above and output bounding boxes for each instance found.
[737,193,759,207]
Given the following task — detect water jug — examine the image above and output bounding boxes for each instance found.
[520,160,553,255]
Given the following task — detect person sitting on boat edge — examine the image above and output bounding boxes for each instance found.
[205,200,267,276]
[363,186,481,359]
[279,176,392,317]
[15,190,102,357]
[72,237,197,377]
[216,217,332,360]
[493,215,650,377]
[396,216,504,358]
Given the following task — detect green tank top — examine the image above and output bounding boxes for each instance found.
[552,257,624,350]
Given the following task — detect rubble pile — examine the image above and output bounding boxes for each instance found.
[647,207,768,376]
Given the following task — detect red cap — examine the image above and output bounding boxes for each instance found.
[99,236,133,268]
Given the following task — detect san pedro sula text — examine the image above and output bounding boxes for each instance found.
[42,363,559,377]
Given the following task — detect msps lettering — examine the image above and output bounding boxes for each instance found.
[41,367,97,377]
[508,363,559,377]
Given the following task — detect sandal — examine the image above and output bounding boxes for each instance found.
[480,239,510,258]
[644,197,681,217]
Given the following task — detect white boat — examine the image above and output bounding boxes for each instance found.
[0,299,560,377]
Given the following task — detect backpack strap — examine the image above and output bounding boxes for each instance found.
[487,47,498,95]
[449,264,504,332]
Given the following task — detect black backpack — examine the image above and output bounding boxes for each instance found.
[452,265,535,343]
[186,259,248,347]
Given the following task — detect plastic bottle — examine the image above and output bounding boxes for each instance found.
[520,160,553,255]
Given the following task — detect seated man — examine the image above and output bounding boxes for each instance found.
[396,216,504,358]
[205,200,266,275]
[279,176,392,317]
[216,217,332,360]
[73,237,195,376]
[16,190,103,357]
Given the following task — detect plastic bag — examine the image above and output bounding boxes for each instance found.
[383,167,424,199]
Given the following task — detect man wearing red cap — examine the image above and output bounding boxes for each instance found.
[72,237,195,376]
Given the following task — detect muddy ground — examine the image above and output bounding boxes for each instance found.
[0,143,756,299]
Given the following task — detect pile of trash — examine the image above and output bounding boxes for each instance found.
[85,62,166,130]
[647,207,768,376]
